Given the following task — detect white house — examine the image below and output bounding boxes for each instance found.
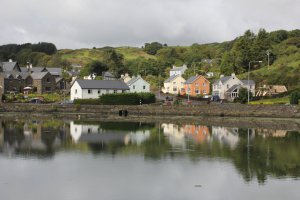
[169,64,187,77]
[162,75,186,94]
[212,73,255,100]
[70,79,130,100]
[126,75,150,93]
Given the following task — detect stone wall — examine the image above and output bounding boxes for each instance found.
[1,103,300,118]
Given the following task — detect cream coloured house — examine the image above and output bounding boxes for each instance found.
[212,73,255,100]
[162,75,186,94]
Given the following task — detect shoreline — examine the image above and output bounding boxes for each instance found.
[0,103,300,119]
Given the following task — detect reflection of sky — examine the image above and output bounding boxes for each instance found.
[0,154,299,200]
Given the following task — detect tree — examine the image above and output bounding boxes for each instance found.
[235,87,252,104]
[86,60,108,76]
[144,42,163,55]
[290,91,300,105]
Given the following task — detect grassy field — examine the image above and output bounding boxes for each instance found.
[250,96,290,105]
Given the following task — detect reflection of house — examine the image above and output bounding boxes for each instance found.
[256,85,288,97]
[212,73,255,100]
[70,122,150,145]
[211,126,240,149]
[170,64,187,77]
[183,125,210,143]
[162,75,185,94]
[256,129,287,137]
[126,75,150,93]
[180,75,210,97]
[70,79,130,100]
[162,123,186,148]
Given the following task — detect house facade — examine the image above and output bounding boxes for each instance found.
[126,75,150,93]
[169,64,187,77]
[70,79,130,100]
[180,75,210,97]
[212,73,255,100]
[0,60,64,94]
[162,75,186,95]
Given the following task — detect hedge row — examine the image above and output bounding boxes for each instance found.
[74,98,102,105]
[100,93,155,105]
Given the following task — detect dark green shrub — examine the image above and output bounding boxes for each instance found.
[290,91,300,104]
[74,99,102,105]
[100,93,155,105]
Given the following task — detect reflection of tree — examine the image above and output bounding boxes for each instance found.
[143,128,171,160]
[88,142,125,155]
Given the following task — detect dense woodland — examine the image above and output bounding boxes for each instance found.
[1,28,300,89]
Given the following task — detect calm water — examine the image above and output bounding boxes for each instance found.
[1,116,300,200]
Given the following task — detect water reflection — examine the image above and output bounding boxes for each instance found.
[0,118,300,184]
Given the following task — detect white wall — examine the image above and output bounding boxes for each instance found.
[70,81,83,100]
[71,81,127,100]
[129,78,150,93]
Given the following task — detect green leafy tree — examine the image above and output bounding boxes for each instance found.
[144,42,163,55]
[86,60,108,76]
[235,87,252,104]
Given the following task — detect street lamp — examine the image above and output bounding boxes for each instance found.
[248,60,262,104]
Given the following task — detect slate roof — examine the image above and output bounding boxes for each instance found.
[164,75,180,83]
[47,68,62,76]
[126,76,149,86]
[170,66,185,71]
[30,72,49,80]
[185,76,198,84]
[1,62,19,72]
[76,80,130,90]
[102,71,115,78]
[241,80,255,85]
[213,76,232,85]
[226,84,240,93]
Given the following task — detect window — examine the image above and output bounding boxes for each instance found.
[88,89,92,94]
[75,89,77,94]
[98,90,100,94]
[173,82,176,85]
[45,87,51,91]
[203,82,206,86]
[203,90,206,94]
[46,78,50,83]
[143,85,146,89]
[195,89,199,94]
[133,85,135,89]
[106,90,109,94]
[114,90,117,93]
[195,83,199,86]
[227,84,229,89]
[173,87,177,92]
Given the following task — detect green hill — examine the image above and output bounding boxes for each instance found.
[1,28,300,90]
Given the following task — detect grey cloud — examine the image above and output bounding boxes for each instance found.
[0,0,299,49]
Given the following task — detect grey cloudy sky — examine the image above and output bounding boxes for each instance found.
[0,0,299,49]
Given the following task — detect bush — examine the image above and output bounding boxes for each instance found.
[74,99,102,105]
[100,93,155,105]
[290,91,300,104]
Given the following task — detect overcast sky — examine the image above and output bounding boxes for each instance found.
[0,0,299,49]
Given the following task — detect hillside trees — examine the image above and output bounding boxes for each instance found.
[144,42,163,55]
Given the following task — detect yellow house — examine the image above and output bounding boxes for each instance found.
[162,75,186,95]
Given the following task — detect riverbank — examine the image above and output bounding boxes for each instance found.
[0,103,300,118]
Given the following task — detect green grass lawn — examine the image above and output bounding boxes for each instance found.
[250,96,290,105]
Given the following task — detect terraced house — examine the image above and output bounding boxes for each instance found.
[0,60,64,94]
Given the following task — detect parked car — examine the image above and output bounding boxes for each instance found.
[211,95,220,102]
[29,98,44,104]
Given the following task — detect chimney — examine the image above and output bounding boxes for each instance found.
[9,59,13,62]
[220,75,224,78]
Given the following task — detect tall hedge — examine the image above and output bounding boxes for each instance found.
[290,91,300,105]
[100,93,155,105]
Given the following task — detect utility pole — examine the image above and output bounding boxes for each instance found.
[266,50,270,68]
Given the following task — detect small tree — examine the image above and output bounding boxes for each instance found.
[290,91,300,105]
[235,87,252,104]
